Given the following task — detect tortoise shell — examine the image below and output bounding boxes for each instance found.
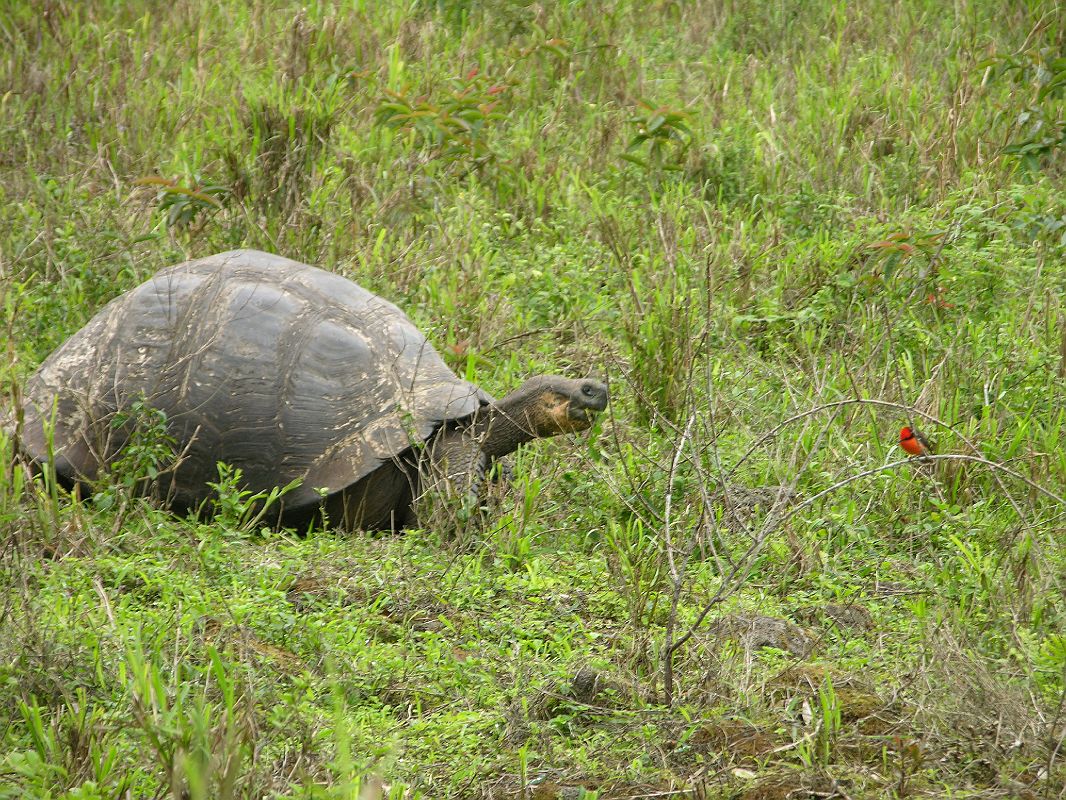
[20,249,490,513]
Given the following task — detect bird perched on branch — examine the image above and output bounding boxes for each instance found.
[899,426,933,457]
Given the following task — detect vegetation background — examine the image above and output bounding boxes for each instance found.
[1,0,1065,797]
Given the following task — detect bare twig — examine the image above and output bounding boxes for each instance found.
[660,411,697,705]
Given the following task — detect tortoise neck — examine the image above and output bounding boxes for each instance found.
[469,391,542,459]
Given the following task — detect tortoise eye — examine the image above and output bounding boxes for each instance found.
[581,383,596,396]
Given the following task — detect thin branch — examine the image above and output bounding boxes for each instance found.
[663,413,696,584]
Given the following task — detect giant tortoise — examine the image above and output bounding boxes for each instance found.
[18,250,608,531]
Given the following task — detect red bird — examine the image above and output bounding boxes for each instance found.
[899,426,932,457]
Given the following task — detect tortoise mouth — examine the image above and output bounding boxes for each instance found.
[567,405,599,426]
[563,380,608,429]
[542,399,598,433]
[563,400,609,432]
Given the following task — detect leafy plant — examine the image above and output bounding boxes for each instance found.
[204,463,302,534]
[864,229,945,281]
[375,67,510,176]
[134,176,230,229]
[621,272,703,427]
[980,48,1066,171]
[238,96,338,214]
[604,517,665,629]
[4,691,128,798]
[492,474,542,571]
[814,677,841,767]
[125,644,252,800]
[93,397,177,517]
[621,102,695,174]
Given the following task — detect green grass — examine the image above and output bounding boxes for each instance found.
[2,0,1065,797]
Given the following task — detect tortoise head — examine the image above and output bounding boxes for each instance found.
[487,376,609,447]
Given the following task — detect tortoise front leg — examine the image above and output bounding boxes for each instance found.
[417,428,489,533]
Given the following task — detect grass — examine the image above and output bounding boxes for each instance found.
[2,0,1066,797]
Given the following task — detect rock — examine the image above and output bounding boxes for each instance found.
[794,602,875,633]
[568,665,604,704]
[710,613,816,658]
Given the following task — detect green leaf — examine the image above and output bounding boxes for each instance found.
[376,102,412,114]
[1037,70,1066,101]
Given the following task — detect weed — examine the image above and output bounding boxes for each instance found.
[604,517,664,630]
[92,397,175,513]
[620,272,703,427]
[621,101,695,177]
[375,67,509,179]
[980,48,1066,172]
[204,463,302,534]
[134,176,230,230]
[242,95,338,215]
[491,473,542,571]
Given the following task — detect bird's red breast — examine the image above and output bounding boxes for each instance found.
[899,426,931,456]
